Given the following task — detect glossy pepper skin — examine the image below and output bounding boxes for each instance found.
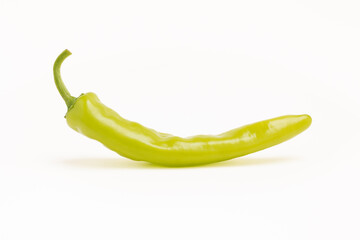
[54,49,312,167]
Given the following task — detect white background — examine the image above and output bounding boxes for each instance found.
[1,0,360,239]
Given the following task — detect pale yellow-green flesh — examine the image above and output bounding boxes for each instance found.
[66,93,312,167]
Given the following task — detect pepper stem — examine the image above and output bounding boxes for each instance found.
[53,49,76,109]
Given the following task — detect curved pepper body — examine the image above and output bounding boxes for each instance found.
[66,92,311,166]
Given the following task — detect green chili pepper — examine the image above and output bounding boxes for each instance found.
[54,49,312,167]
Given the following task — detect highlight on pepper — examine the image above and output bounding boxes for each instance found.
[53,49,312,167]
